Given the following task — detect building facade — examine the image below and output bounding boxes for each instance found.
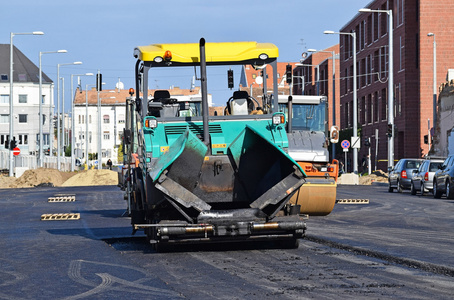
[338,0,454,171]
[0,44,54,155]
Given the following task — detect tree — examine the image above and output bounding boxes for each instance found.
[65,144,71,157]
[117,143,124,164]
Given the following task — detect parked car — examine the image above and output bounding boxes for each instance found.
[433,155,454,199]
[410,157,444,195]
[388,158,423,193]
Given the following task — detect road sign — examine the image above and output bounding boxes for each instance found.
[341,140,350,149]
[351,136,361,149]
[12,147,20,156]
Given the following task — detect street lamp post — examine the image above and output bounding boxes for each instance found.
[9,31,44,177]
[427,33,437,136]
[57,62,82,170]
[359,7,394,169]
[325,30,358,173]
[85,84,96,168]
[70,73,93,171]
[38,49,67,168]
[308,48,337,160]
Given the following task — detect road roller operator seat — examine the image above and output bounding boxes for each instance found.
[225,91,255,115]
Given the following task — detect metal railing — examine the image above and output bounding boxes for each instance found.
[0,150,72,174]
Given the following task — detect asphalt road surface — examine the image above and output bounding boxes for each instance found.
[0,184,453,299]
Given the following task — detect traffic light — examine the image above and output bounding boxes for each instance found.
[96,73,102,91]
[286,64,292,84]
[227,69,234,89]
[387,123,393,137]
[364,137,371,147]
[10,137,17,149]
[424,135,429,144]
[4,138,9,149]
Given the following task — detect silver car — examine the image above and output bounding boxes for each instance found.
[410,158,444,195]
[388,159,423,193]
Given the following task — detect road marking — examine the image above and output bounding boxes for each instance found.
[41,213,80,221]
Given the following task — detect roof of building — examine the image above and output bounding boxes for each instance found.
[74,86,201,105]
[0,44,52,84]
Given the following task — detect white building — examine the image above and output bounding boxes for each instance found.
[73,86,204,166]
[0,44,54,155]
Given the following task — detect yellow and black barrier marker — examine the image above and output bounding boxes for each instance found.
[48,196,76,202]
[336,199,370,204]
[41,213,80,221]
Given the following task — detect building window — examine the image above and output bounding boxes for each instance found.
[374,91,379,122]
[380,47,387,79]
[374,50,379,81]
[367,15,372,45]
[18,114,27,123]
[381,88,387,121]
[19,134,29,145]
[118,114,125,124]
[380,5,387,36]
[103,115,110,124]
[0,74,7,81]
[374,13,379,40]
[361,59,366,87]
[367,94,372,124]
[345,102,349,128]
[399,36,404,71]
[103,131,110,140]
[360,96,366,125]
[0,95,9,104]
[18,94,27,104]
[0,114,8,123]
[344,68,349,94]
[89,115,92,124]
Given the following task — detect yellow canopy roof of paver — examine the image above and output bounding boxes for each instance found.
[135,41,279,64]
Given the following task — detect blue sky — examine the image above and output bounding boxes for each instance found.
[0,0,371,107]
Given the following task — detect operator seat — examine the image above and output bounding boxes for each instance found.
[148,90,179,117]
[226,91,255,115]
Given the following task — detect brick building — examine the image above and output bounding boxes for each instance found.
[338,0,454,171]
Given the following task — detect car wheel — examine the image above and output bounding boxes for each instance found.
[420,182,425,196]
[434,180,442,198]
[397,180,403,193]
[388,182,394,193]
[410,182,416,195]
[447,181,454,199]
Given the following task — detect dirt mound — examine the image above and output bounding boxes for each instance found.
[0,168,118,189]
[359,170,389,185]
[61,169,118,187]
[7,168,76,188]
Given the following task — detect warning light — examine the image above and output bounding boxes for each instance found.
[164,50,172,62]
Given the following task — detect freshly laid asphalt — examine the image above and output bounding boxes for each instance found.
[1,184,453,299]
